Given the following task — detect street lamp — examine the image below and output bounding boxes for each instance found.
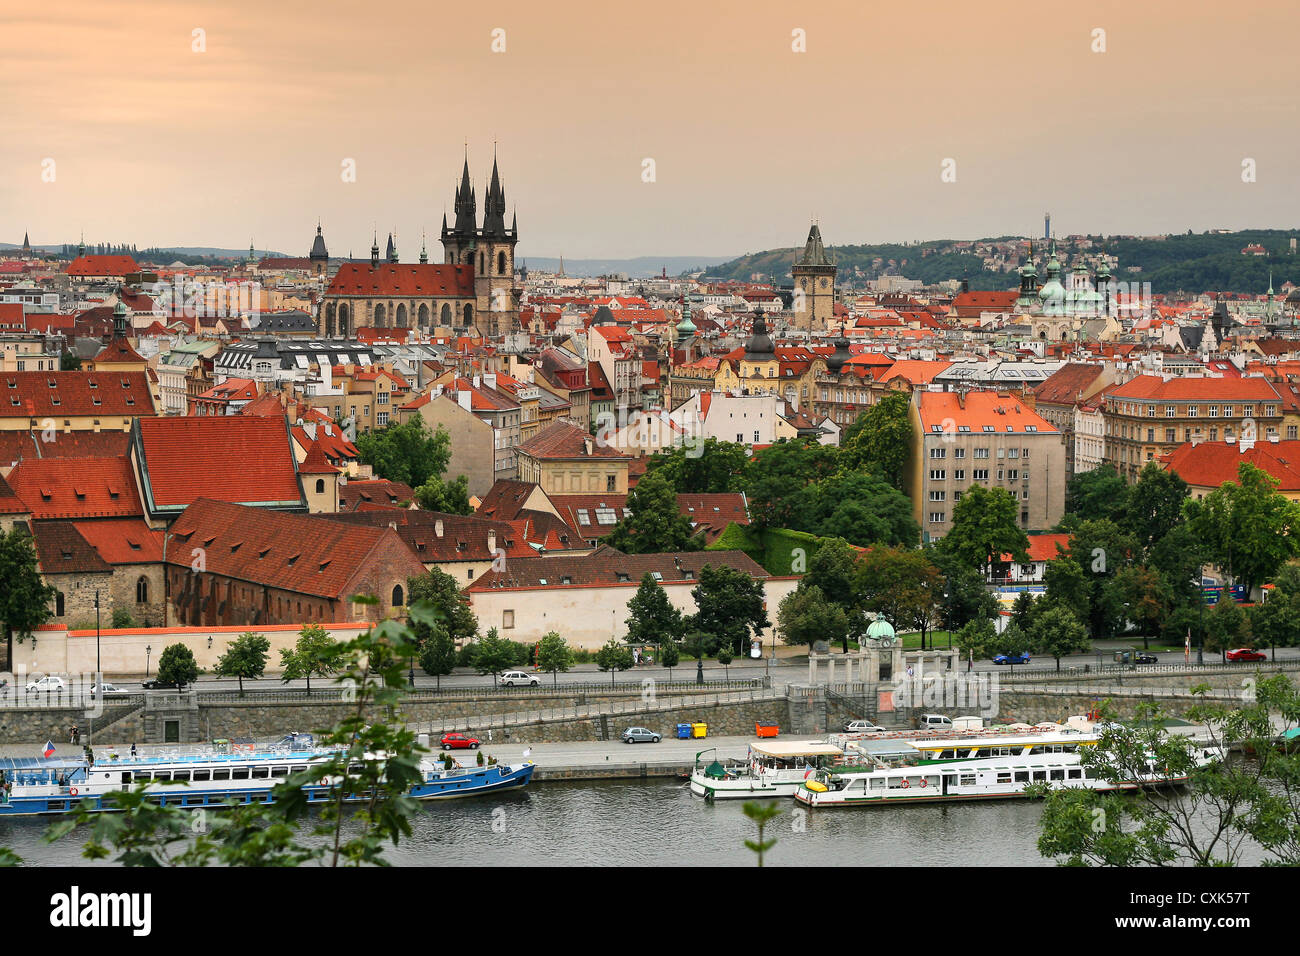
[94,590,101,677]
[145,644,152,679]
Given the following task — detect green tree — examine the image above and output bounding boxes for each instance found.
[417,626,457,689]
[594,636,634,686]
[744,439,840,530]
[777,584,848,652]
[606,470,699,554]
[939,485,1028,577]
[354,417,452,489]
[1107,564,1171,649]
[1065,464,1129,525]
[787,472,918,548]
[930,545,998,633]
[658,638,681,681]
[1042,556,1091,625]
[1248,594,1299,662]
[954,617,996,670]
[0,527,57,668]
[155,643,199,689]
[60,350,81,371]
[838,391,913,489]
[741,800,781,867]
[535,630,572,686]
[691,564,771,656]
[715,641,735,680]
[279,623,343,694]
[856,547,943,649]
[407,569,478,646]
[110,608,137,629]
[414,474,472,514]
[646,438,751,493]
[214,631,270,695]
[625,572,685,649]
[473,627,516,686]
[1122,463,1188,556]
[1203,597,1251,660]
[986,621,1032,670]
[1028,604,1091,672]
[1189,462,1300,598]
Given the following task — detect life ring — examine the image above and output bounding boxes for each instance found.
[920,779,928,788]
[69,787,78,796]
[901,780,910,789]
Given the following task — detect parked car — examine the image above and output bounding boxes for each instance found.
[621,727,661,744]
[141,678,184,691]
[1134,653,1158,664]
[440,732,480,750]
[914,714,953,731]
[500,670,540,687]
[89,682,127,698]
[25,675,67,693]
[992,652,1031,665]
[1226,648,1267,662]
[843,720,887,733]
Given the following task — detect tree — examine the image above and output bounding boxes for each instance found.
[1042,556,1091,625]
[279,623,343,694]
[535,630,572,686]
[1065,519,1137,639]
[625,572,684,649]
[214,632,270,695]
[777,584,848,652]
[594,637,634,685]
[111,608,137,629]
[715,641,735,680]
[954,618,996,670]
[1065,464,1129,525]
[59,350,81,371]
[1248,594,1299,662]
[0,527,58,668]
[805,537,864,631]
[156,643,199,689]
[855,547,942,649]
[606,470,699,554]
[1121,462,1188,557]
[1204,597,1251,660]
[414,474,472,514]
[1036,678,1300,866]
[930,545,998,633]
[743,439,840,530]
[940,486,1028,577]
[786,472,918,548]
[1028,604,1091,672]
[473,628,516,686]
[1188,462,1300,598]
[658,638,681,681]
[407,569,478,647]
[986,621,1032,671]
[646,438,750,493]
[417,626,457,689]
[1107,564,1171,649]
[838,392,913,489]
[354,417,452,489]
[691,564,771,656]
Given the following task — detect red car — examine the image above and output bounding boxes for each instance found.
[440,733,481,750]
[1226,648,1267,662]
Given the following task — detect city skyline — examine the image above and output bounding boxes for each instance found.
[2,0,1297,260]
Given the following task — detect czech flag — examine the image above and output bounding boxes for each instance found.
[43,740,55,758]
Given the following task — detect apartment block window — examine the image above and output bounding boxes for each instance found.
[929,447,946,459]
[973,468,989,480]
[1266,405,1278,416]
[953,469,965,481]
[997,468,1004,480]
[997,448,1005,458]
[929,512,945,524]
[1008,469,1019,480]
[1188,406,1198,417]
[930,469,946,481]
[1147,405,1156,417]
[1022,490,1030,500]
[1208,405,1219,418]
[1165,428,1175,443]
[974,447,989,459]
[929,491,946,502]
[376,412,389,427]
[1147,428,1155,442]
[953,448,966,459]
[1021,510,1029,524]
[1185,428,1193,441]
[606,475,616,492]
[1006,448,1019,459]
[1022,448,1030,459]
[754,431,760,443]
[1165,405,1175,418]
[1244,405,1255,416]
[503,610,515,629]
[1288,426,1297,440]
[1209,427,1218,441]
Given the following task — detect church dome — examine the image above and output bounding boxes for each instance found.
[676,300,696,336]
[826,327,851,373]
[866,619,896,641]
[743,313,775,359]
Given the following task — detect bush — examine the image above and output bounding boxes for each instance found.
[456,643,479,668]
[111,609,137,629]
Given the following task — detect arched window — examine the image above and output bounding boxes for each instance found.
[463,304,473,327]
[315,478,325,494]
[497,251,506,275]
[478,252,484,272]
[136,576,149,603]
[440,303,451,325]
[391,584,404,607]
[55,591,65,617]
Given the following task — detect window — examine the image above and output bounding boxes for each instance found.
[606,475,616,492]
[1208,405,1219,418]
[1188,405,1197,417]
[973,468,989,480]
[391,585,404,607]
[503,610,515,629]
[929,469,946,481]
[929,512,945,523]
[1165,429,1175,443]
[929,447,946,459]
[1008,469,1019,480]
[953,469,965,481]
[136,577,149,603]
[55,591,65,616]
[1022,448,1030,459]
[929,491,946,501]
[974,447,989,459]
[953,448,965,459]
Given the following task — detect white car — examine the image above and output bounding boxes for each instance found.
[500,671,540,687]
[26,675,67,693]
[89,683,126,698]
[844,720,887,734]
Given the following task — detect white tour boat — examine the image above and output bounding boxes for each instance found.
[795,729,1220,808]
[689,741,858,800]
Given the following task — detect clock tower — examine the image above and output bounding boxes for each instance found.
[791,222,836,332]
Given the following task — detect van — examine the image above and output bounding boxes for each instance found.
[915,714,953,730]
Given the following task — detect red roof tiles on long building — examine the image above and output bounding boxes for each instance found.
[325,263,474,298]
[6,456,143,519]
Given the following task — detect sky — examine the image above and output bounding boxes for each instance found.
[1,0,1296,261]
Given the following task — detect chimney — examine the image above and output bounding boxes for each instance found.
[457,390,472,412]
[435,519,444,538]
[487,529,497,554]
[473,375,481,388]
[583,437,593,456]
[303,422,317,441]
[484,373,497,391]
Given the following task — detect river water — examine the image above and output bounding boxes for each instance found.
[1,779,1064,867]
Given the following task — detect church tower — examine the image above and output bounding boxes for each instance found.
[440,155,478,267]
[309,223,329,277]
[476,154,520,336]
[791,223,836,332]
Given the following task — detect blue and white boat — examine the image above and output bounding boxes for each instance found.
[0,737,535,817]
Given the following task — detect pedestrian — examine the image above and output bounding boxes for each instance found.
[967,657,972,673]
[130,742,137,758]
[69,724,78,745]
[84,745,94,768]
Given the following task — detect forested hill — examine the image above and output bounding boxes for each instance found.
[702,229,1300,295]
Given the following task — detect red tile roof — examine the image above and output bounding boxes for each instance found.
[326,263,474,298]
[32,521,112,574]
[337,479,415,512]
[951,290,1018,318]
[467,545,769,590]
[916,390,1059,434]
[71,518,164,564]
[0,429,132,468]
[1107,374,1281,403]
[322,509,534,562]
[66,254,140,277]
[518,421,629,461]
[0,371,155,419]
[298,441,339,475]
[1163,440,1300,491]
[0,472,29,515]
[1000,533,1071,564]
[1033,363,1108,406]
[167,499,425,598]
[6,456,143,519]
[135,416,304,513]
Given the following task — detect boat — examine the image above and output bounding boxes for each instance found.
[689,741,864,800]
[794,729,1221,808]
[0,737,535,817]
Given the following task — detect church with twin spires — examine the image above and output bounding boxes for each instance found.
[318,152,520,338]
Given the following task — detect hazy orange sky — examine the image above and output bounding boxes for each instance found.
[2,0,1296,260]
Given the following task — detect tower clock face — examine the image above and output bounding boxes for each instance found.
[819,279,829,289]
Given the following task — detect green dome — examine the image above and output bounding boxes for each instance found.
[866,619,895,640]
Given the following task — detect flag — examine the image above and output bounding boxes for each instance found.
[522,748,531,759]
[804,766,816,779]
[43,740,55,758]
